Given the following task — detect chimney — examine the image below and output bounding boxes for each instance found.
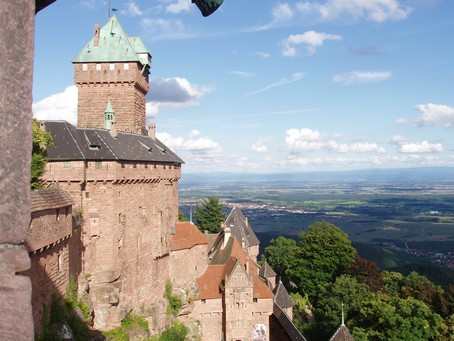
[109,121,118,138]
[222,224,230,249]
[94,23,100,46]
[148,123,156,140]
[39,121,46,132]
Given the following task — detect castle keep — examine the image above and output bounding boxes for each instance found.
[41,15,183,330]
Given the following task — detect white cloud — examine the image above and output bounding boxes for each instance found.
[399,141,443,153]
[296,0,413,23]
[122,2,143,16]
[32,85,78,125]
[415,103,454,128]
[189,129,200,137]
[231,71,256,78]
[147,77,214,116]
[327,141,384,153]
[156,132,223,157]
[390,135,443,153]
[281,31,342,57]
[256,3,295,31]
[253,51,270,58]
[166,0,191,14]
[140,18,189,40]
[252,142,269,153]
[395,117,410,125]
[332,71,392,85]
[285,128,324,152]
[241,72,304,98]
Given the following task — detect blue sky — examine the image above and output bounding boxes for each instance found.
[33,0,454,173]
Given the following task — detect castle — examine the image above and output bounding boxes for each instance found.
[27,15,310,340]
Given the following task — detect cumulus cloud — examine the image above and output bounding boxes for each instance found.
[399,141,443,153]
[327,141,385,153]
[32,85,78,125]
[156,131,223,158]
[166,0,191,14]
[281,31,342,57]
[390,134,443,153]
[189,129,200,137]
[332,71,392,85]
[147,77,214,116]
[395,117,410,125]
[252,142,269,153]
[296,0,413,23]
[285,128,324,152]
[415,103,454,128]
[121,2,143,16]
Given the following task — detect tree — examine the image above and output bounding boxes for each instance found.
[193,196,226,233]
[177,210,188,222]
[287,222,357,301]
[312,275,373,340]
[31,119,53,189]
[345,256,384,292]
[263,236,297,287]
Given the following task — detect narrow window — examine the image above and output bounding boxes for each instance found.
[95,161,102,169]
[56,208,60,221]
[96,63,101,71]
[109,63,115,70]
[63,161,70,168]
[121,162,125,169]
[82,64,88,71]
[133,163,137,169]
[123,63,129,70]
[85,192,90,199]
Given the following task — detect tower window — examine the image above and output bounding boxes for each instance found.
[110,63,115,70]
[82,64,88,71]
[123,63,129,70]
[95,161,102,169]
[96,64,101,71]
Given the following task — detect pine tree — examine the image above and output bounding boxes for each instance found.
[193,196,226,233]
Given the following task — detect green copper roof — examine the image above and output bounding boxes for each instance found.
[72,15,151,67]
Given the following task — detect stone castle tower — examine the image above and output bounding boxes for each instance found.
[41,16,183,330]
[73,16,150,133]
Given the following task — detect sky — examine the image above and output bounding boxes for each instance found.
[33,0,454,173]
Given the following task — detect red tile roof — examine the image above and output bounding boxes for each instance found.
[196,236,274,300]
[170,222,208,251]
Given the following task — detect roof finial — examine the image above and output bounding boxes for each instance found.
[341,301,345,326]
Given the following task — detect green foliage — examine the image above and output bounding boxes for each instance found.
[66,276,91,322]
[31,119,53,189]
[287,221,357,300]
[164,281,182,317]
[193,196,226,233]
[178,210,188,222]
[263,236,297,288]
[158,321,189,341]
[104,312,150,341]
[312,275,373,340]
[345,256,384,292]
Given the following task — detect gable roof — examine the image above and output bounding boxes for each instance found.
[224,207,260,247]
[31,185,74,213]
[274,280,294,309]
[171,222,208,251]
[329,325,355,341]
[259,261,277,278]
[43,121,183,164]
[72,15,151,67]
[196,229,274,300]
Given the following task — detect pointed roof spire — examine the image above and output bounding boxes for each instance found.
[104,98,115,130]
[341,301,345,327]
[73,15,151,68]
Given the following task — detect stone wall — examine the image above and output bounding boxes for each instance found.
[22,239,71,334]
[170,244,208,289]
[44,159,181,330]
[74,62,148,132]
[0,1,35,339]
